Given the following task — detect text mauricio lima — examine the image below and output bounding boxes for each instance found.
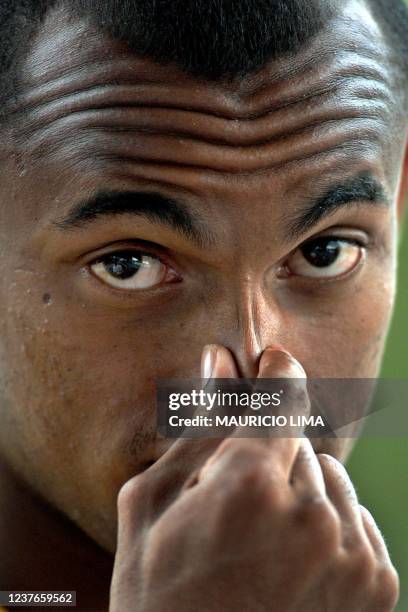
[168,414,325,428]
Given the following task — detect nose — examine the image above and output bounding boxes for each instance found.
[224,282,282,378]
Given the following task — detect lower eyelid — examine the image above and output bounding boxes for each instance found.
[88,252,182,292]
[282,239,364,280]
[306,248,365,282]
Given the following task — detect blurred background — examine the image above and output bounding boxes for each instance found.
[348,2,408,608]
[348,212,408,610]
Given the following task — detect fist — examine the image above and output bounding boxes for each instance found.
[110,346,399,611]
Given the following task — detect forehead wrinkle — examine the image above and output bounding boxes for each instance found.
[9,0,399,157]
[49,145,381,209]
[19,107,389,165]
[9,1,399,178]
[108,172,205,204]
[17,61,183,113]
[15,49,392,128]
[18,0,390,105]
[235,54,392,116]
[15,70,393,145]
[16,68,389,171]
[25,125,383,180]
[15,64,394,159]
[14,2,394,129]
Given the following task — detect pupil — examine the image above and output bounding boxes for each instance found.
[301,239,340,267]
[105,253,142,279]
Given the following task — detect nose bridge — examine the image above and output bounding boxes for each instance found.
[230,278,279,378]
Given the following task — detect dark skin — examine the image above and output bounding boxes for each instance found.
[0,0,407,609]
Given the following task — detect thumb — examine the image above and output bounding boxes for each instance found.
[201,344,239,383]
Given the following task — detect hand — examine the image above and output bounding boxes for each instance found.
[110,346,399,612]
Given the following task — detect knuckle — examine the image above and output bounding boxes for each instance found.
[371,565,400,611]
[359,503,374,522]
[294,497,340,554]
[224,458,273,501]
[209,470,273,536]
[319,453,359,499]
[203,440,286,514]
[348,546,377,588]
[317,452,333,466]
[319,453,350,483]
[211,452,283,518]
[220,440,269,476]
[318,452,342,470]
[221,437,262,457]
[117,473,148,519]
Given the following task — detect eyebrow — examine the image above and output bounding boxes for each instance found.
[56,172,388,248]
[287,172,389,240]
[55,191,210,247]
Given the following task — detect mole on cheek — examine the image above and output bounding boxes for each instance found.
[42,292,52,305]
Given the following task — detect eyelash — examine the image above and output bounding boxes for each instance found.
[86,245,180,293]
[295,235,364,257]
[281,234,366,281]
[86,232,367,294]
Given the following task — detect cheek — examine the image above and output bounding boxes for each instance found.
[0,286,210,488]
[289,273,396,379]
[0,286,216,547]
[343,274,395,376]
[295,271,396,460]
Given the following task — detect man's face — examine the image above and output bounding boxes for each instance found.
[0,0,406,553]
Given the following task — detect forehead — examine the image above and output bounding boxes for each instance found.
[6,0,404,211]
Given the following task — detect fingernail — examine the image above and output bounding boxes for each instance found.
[201,345,218,381]
[261,347,306,378]
[264,344,291,356]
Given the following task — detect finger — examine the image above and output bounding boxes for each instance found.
[290,436,326,498]
[162,343,238,445]
[257,346,307,380]
[182,344,239,437]
[317,453,367,549]
[359,504,393,565]
[255,347,309,437]
[202,343,239,383]
[252,347,309,474]
[148,345,238,496]
[198,347,309,483]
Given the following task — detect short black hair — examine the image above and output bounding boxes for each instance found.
[0,0,407,121]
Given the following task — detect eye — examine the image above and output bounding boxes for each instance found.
[89,251,178,290]
[286,237,363,279]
